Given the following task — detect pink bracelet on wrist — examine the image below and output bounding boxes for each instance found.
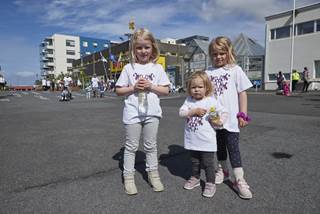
[237,112,251,122]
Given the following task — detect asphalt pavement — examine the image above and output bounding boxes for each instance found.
[0,90,320,214]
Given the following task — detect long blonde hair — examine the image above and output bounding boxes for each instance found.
[186,71,213,97]
[208,36,236,66]
[129,28,160,64]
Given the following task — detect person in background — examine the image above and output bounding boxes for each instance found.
[302,67,310,93]
[276,71,286,90]
[291,69,300,91]
[91,74,99,98]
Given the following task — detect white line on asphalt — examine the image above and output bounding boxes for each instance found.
[0,98,10,102]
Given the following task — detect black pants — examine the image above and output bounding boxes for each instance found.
[190,150,215,183]
[292,80,298,91]
[217,129,242,168]
[302,80,310,92]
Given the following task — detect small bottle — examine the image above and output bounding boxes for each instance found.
[138,91,148,115]
[209,107,220,124]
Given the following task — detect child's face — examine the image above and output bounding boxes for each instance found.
[190,77,206,100]
[212,50,228,67]
[135,37,153,64]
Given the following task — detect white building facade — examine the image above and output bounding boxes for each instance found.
[264,3,320,90]
[40,34,109,78]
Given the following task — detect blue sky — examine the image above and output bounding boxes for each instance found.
[0,0,318,85]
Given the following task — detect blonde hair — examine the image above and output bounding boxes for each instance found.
[187,71,213,97]
[129,28,160,64]
[208,36,236,66]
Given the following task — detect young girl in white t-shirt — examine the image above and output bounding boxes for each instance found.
[179,71,227,198]
[115,28,170,195]
[206,36,253,199]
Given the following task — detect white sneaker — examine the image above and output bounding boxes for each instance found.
[233,178,253,199]
[124,175,138,195]
[148,170,164,192]
[215,167,229,184]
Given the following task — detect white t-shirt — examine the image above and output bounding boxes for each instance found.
[180,96,225,152]
[116,63,170,125]
[91,77,99,88]
[206,65,252,132]
[64,77,72,86]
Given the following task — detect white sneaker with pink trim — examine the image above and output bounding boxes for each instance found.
[233,178,253,199]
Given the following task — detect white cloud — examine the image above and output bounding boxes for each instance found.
[15,71,36,77]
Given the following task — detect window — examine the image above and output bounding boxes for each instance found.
[47,49,53,54]
[93,42,98,47]
[276,26,291,39]
[104,43,109,48]
[67,58,74,63]
[315,60,320,78]
[67,67,73,72]
[85,51,91,55]
[270,29,275,40]
[317,20,320,32]
[297,21,314,35]
[66,50,75,55]
[82,41,88,47]
[66,40,75,47]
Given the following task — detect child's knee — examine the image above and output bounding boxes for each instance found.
[125,140,139,152]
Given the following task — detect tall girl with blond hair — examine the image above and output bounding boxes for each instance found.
[116,28,170,195]
[206,36,253,199]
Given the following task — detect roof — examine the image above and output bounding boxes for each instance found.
[233,33,265,56]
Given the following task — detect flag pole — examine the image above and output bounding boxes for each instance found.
[289,0,296,92]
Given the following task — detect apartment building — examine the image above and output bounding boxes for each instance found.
[40,34,109,78]
[264,2,320,90]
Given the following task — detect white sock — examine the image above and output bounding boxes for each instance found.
[218,161,228,171]
[233,167,244,180]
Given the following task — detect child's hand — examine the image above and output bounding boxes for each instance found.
[140,79,153,91]
[190,108,207,117]
[134,78,145,91]
[211,120,223,127]
[238,117,248,128]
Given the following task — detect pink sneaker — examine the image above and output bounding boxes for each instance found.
[202,182,216,198]
[233,178,253,199]
[183,176,200,190]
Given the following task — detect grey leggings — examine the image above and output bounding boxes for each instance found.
[216,129,242,168]
[190,151,215,183]
[123,117,159,176]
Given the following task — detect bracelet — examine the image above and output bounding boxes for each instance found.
[237,112,251,122]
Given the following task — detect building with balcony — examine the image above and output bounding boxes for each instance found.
[39,34,110,78]
[264,2,320,90]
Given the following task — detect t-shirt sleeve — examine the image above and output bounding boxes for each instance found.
[179,98,190,117]
[235,66,253,92]
[115,66,129,87]
[156,65,170,86]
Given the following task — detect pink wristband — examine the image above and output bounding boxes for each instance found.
[237,112,251,122]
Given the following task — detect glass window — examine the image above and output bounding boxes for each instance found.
[66,50,75,55]
[315,60,320,78]
[270,29,275,40]
[317,20,320,32]
[82,41,88,47]
[268,74,277,81]
[67,58,74,63]
[104,43,109,48]
[66,40,75,47]
[297,21,314,35]
[93,42,98,47]
[276,26,290,39]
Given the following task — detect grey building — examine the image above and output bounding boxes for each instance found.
[264,2,320,90]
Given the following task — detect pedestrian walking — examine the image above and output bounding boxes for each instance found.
[179,71,228,198]
[276,71,285,90]
[302,67,310,92]
[206,36,253,199]
[115,28,170,195]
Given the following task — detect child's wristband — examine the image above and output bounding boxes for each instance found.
[237,112,251,122]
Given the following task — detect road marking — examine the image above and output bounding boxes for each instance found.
[0,98,10,102]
